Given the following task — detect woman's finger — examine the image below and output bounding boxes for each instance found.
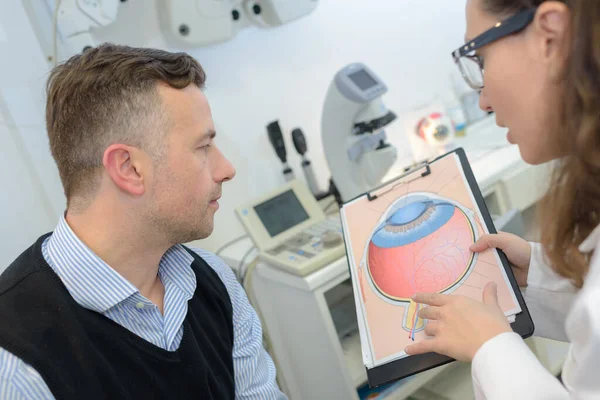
[412,292,448,307]
[482,282,499,306]
[470,233,508,252]
[424,321,441,337]
[418,305,442,321]
[405,338,438,356]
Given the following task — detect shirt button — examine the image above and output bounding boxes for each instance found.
[135,302,145,310]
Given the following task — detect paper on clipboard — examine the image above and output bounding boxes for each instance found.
[340,152,521,369]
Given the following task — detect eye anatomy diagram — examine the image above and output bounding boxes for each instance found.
[364,194,477,335]
[340,153,521,366]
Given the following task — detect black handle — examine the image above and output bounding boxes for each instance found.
[266,120,287,163]
[291,128,307,156]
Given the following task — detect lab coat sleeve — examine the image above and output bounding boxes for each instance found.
[471,332,568,400]
[472,272,600,399]
[522,242,577,342]
[560,288,600,398]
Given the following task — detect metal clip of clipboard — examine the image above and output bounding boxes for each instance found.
[366,162,431,202]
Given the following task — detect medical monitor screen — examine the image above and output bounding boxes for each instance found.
[349,69,378,91]
[254,190,310,237]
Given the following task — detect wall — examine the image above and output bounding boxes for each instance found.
[0,0,63,271]
[0,0,468,261]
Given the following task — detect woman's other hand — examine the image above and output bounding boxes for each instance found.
[470,232,532,287]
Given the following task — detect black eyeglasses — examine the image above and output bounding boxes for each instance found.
[451,7,537,90]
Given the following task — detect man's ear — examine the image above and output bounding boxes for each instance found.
[532,1,571,81]
[103,144,147,196]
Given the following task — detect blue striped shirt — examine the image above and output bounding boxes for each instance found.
[0,215,286,399]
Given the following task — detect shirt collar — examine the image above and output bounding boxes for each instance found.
[579,223,600,253]
[44,214,196,313]
[157,245,196,300]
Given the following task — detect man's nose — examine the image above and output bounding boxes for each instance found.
[215,148,236,183]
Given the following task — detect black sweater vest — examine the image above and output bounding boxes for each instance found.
[0,234,235,399]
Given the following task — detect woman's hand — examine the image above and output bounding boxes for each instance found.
[404,282,512,362]
[470,232,532,287]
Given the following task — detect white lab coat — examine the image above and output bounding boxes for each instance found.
[471,224,600,399]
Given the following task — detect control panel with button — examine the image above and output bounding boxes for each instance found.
[235,180,346,276]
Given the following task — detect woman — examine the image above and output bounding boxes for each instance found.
[404,0,600,398]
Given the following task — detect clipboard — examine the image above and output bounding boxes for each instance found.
[339,147,534,388]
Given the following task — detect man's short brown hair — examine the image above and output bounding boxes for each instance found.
[45,43,206,208]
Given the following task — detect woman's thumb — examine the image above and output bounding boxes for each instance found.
[482,282,499,306]
[470,233,505,253]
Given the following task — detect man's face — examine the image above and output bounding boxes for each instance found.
[146,84,236,244]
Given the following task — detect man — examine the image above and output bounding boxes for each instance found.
[0,43,286,399]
